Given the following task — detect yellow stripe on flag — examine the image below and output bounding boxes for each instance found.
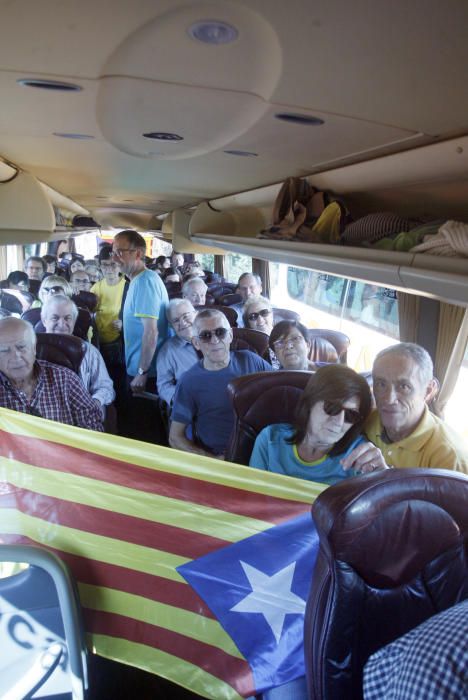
[1,509,188,582]
[79,584,243,658]
[89,634,243,700]
[3,458,275,542]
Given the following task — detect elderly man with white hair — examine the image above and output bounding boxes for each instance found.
[0,316,103,430]
[182,277,207,308]
[41,294,115,417]
[156,298,199,408]
[169,308,272,458]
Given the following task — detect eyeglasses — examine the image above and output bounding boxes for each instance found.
[323,400,361,425]
[112,247,136,257]
[43,285,64,294]
[171,312,193,326]
[273,334,305,350]
[247,309,271,322]
[197,327,230,343]
[101,262,119,269]
[73,278,90,285]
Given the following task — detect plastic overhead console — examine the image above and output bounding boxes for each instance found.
[0,170,55,245]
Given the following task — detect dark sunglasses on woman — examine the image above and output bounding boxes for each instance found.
[323,400,361,425]
[247,309,271,322]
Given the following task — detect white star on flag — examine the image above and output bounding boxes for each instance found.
[230,560,306,643]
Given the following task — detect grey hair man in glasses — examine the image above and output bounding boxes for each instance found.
[156,298,199,410]
[169,308,272,458]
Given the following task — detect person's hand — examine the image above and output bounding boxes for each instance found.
[130,373,147,394]
[341,442,391,474]
[112,319,122,331]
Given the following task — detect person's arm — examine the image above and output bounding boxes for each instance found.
[81,345,115,411]
[169,420,213,457]
[68,373,104,432]
[156,345,176,406]
[249,427,270,470]
[131,316,158,393]
[341,440,391,474]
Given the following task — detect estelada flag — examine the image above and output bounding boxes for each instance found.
[0,407,325,699]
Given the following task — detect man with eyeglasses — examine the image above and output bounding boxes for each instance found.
[0,317,103,431]
[70,270,92,295]
[169,308,272,458]
[111,229,169,442]
[156,298,199,409]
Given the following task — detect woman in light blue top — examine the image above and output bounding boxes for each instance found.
[249,365,385,700]
[250,364,385,485]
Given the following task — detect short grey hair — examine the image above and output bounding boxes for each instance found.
[237,272,262,287]
[182,277,207,295]
[193,308,230,334]
[166,297,195,321]
[242,295,272,325]
[374,342,434,385]
[41,294,79,323]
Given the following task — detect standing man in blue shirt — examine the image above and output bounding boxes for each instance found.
[170,308,272,458]
[112,229,169,442]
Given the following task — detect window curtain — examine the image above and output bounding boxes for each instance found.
[252,259,270,298]
[432,303,468,416]
[397,291,420,342]
[214,254,225,279]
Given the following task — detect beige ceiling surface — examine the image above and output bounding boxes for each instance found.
[1,0,468,226]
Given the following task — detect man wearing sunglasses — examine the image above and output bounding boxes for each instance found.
[169,309,272,458]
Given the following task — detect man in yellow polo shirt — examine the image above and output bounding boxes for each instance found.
[91,245,127,422]
[345,343,467,473]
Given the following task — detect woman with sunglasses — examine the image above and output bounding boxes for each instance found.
[242,296,282,369]
[31,275,73,308]
[250,364,387,485]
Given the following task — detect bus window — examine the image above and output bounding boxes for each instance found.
[224,253,252,283]
[271,264,400,371]
[195,253,215,272]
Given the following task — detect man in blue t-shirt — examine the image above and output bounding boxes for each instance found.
[170,308,272,458]
[112,229,169,442]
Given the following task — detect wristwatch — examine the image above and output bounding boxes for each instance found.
[137,367,148,376]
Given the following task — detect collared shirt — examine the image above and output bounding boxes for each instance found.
[156,335,199,406]
[0,360,103,431]
[364,406,468,473]
[123,268,169,376]
[79,342,115,410]
[364,600,468,700]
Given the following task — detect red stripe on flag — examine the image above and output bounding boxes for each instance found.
[85,608,255,698]
[1,484,230,558]
[1,534,216,618]
[0,430,310,523]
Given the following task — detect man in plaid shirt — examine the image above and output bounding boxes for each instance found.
[0,317,103,431]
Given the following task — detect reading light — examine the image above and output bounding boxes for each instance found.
[188,20,238,45]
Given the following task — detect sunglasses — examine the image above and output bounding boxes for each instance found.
[247,309,271,322]
[323,400,361,425]
[44,286,65,294]
[197,327,230,343]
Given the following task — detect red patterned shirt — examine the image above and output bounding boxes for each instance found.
[0,360,103,431]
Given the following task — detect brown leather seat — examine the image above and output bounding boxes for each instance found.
[217,305,239,327]
[307,328,350,364]
[71,290,97,313]
[35,332,87,374]
[272,307,301,324]
[305,468,468,700]
[309,336,339,363]
[225,370,312,465]
[231,327,270,357]
[22,306,96,345]
[216,292,242,307]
